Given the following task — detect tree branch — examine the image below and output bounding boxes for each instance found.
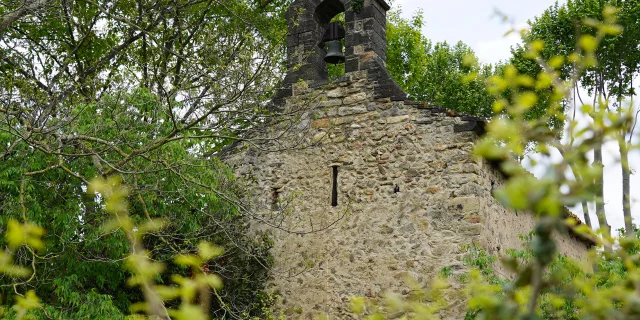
[0,0,51,37]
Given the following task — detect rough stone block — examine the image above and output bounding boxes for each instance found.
[312,132,328,143]
[360,51,377,63]
[459,224,482,236]
[355,111,380,122]
[386,115,409,124]
[343,92,367,105]
[454,121,479,133]
[312,118,329,129]
[327,87,346,98]
[331,134,346,143]
[338,106,368,116]
[427,186,441,194]
[464,213,483,224]
[345,57,359,73]
[319,98,342,107]
[447,197,482,213]
[353,44,364,55]
[416,118,434,125]
[379,225,394,234]
[332,116,354,125]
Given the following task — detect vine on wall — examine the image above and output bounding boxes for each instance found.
[351,0,364,13]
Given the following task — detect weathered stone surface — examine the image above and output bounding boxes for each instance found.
[311,118,329,129]
[327,87,346,98]
[386,115,410,124]
[332,116,353,125]
[416,118,433,124]
[312,132,327,143]
[224,71,591,320]
[343,92,367,105]
[447,197,482,213]
[464,213,483,224]
[380,225,394,234]
[270,1,597,315]
[427,186,441,194]
[459,224,482,236]
[332,134,346,143]
[338,106,368,116]
[355,111,379,122]
[319,98,342,107]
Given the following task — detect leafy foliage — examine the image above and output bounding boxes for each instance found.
[386,10,498,116]
[514,0,640,100]
[0,0,293,318]
[510,0,640,233]
[463,6,637,318]
[0,220,44,319]
[350,0,364,13]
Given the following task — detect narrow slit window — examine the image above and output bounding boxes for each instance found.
[331,166,338,207]
[271,187,280,209]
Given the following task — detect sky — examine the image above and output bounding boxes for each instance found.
[392,0,566,64]
[392,0,640,233]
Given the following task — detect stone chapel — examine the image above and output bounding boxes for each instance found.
[225,0,593,318]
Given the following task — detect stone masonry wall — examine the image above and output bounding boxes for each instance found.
[479,164,591,276]
[225,71,591,319]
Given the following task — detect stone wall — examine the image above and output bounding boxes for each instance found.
[275,0,405,105]
[479,164,592,277]
[225,72,591,319]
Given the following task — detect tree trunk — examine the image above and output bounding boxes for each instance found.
[620,137,632,237]
[581,201,592,229]
[566,152,593,229]
[594,144,610,237]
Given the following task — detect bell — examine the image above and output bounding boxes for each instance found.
[324,40,345,65]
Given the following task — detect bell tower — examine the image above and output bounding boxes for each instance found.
[275,0,406,104]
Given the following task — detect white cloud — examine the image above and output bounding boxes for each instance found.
[473,25,526,64]
[474,36,517,64]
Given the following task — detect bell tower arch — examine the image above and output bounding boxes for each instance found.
[276,0,406,103]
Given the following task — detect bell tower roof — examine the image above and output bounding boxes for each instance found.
[274,0,406,104]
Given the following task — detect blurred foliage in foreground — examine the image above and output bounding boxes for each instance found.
[348,2,640,320]
[350,230,638,320]
[1,177,283,319]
